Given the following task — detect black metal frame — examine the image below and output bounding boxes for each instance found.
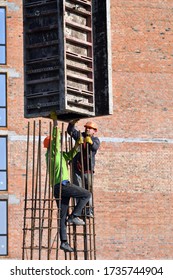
[23,0,112,121]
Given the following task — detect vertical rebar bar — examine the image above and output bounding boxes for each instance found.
[38,120,42,259]
[22,121,30,260]
[86,142,92,259]
[79,133,88,260]
[30,120,36,259]
[56,123,64,259]
[90,148,96,260]
[68,135,77,260]
[47,122,53,259]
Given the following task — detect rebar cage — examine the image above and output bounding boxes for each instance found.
[22,120,96,260]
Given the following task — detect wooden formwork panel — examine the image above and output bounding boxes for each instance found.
[64,0,95,115]
[23,0,112,121]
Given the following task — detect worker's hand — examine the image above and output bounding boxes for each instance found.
[70,119,79,125]
[50,111,57,121]
[50,112,58,127]
[77,136,84,145]
[85,136,93,145]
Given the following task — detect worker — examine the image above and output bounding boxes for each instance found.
[67,120,100,218]
[44,115,91,253]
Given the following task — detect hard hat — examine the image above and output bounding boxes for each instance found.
[84,121,98,132]
[43,136,50,148]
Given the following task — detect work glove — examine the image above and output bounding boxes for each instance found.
[50,111,57,120]
[77,136,84,145]
[85,136,93,145]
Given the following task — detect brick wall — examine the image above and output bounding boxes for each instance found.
[94,0,173,259]
[0,0,173,259]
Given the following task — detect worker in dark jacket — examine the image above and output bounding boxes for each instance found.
[67,120,100,217]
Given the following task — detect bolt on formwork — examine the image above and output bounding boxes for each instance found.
[22,120,96,260]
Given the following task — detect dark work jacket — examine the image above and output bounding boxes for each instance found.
[67,123,100,174]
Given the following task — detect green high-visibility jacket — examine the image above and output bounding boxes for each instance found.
[46,127,78,186]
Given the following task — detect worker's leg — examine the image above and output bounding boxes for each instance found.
[73,172,82,188]
[54,184,69,241]
[54,184,74,252]
[84,173,94,217]
[61,182,91,217]
[72,173,93,217]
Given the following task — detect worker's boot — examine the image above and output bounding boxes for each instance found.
[60,241,74,252]
[67,215,85,225]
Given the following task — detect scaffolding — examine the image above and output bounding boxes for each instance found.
[22,120,96,260]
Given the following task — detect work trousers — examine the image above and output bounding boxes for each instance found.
[73,172,94,213]
[54,181,91,241]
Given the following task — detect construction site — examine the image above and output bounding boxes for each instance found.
[1,0,173,260]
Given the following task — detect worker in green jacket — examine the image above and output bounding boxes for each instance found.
[44,117,91,253]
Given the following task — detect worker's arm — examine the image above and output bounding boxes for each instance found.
[90,137,100,152]
[67,119,80,140]
[84,135,100,152]
[49,112,60,156]
[63,136,83,161]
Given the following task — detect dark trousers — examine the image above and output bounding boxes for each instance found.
[54,181,91,241]
[73,172,94,212]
